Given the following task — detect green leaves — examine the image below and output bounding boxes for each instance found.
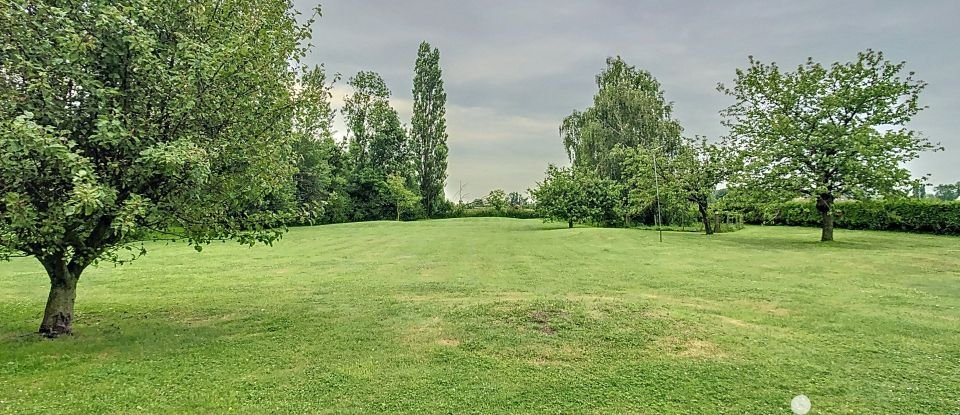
[1,0,320,268]
[531,165,620,227]
[617,136,732,233]
[720,50,939,237]
[385,174,421,220]
[65,176,116,217]
[562,57,683,181]
[743,199,960,235]
[136,139,211,183]
[334,69,421,222]
[486,189,508,212]
[411,41,449,217]
[343,70,409,179]
[933,183,960,201]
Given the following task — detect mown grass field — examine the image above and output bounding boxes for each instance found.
[1,218,958,414]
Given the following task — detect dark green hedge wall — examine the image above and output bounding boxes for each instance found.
[741,199,960,235]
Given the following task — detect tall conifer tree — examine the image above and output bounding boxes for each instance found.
[410,42,449,216]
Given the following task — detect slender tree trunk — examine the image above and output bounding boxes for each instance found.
[697,202,714,235]
[568,220,573,229]
[397,204,401,221]
[38,258,80,338]
[816,193,835,242]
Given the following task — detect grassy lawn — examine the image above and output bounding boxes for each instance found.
[1,218,958,414]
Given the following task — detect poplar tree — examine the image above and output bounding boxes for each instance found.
[410,42,449,217]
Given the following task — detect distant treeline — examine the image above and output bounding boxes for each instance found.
[527,51,948,241]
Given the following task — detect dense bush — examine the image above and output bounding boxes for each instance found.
[740,199,960,235]
[442,207,540,220]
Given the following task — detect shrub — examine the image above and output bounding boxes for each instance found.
[739,199,960,235]
[452,207,540,219]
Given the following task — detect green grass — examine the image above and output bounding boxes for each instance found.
[1,218,959,414]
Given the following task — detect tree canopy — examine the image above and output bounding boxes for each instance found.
[411,41,449,217]
[385,174,420,221]
[933,183,960,201]
[719,50,940,241]
[0,0,323,336]
[486,189,507,212]
[561,57,683,181]
[530,165,620,228]
[620,137,731,234]
[341,71,415,221]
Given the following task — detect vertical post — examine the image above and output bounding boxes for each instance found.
[652,153,663,243]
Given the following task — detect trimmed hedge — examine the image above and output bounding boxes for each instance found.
[742,199,960,235]
[441,207,540,220]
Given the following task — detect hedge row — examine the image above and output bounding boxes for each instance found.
[442,207,540,220]
[741,199,960,235]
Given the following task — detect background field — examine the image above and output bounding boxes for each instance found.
[1,218,958,414]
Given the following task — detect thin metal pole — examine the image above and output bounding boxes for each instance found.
[652,152,663,243]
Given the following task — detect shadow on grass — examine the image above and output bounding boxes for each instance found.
[511,224,574,232]
[0,303,336,363]
[714,235,901,252]
[2,310,229,353]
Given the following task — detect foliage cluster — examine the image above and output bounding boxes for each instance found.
[445,207,540,220]
[736,199,960,235]
[534,50,942,241]
[0,1,451,335]
[530,165,621,228]
[291,43,449,224]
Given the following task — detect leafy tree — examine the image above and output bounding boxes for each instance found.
[411,41,449,217]
[531,166,620,228]
[507,191,528,208]
[486,189,508,212]
[345,168,390,222]
[466,198,486,209]
[621,137,731,234]
[910,183,928,199]
[561,57,683,181]
[0,0,321,336]
[933,183,960,201]
[292,67,339,223]
[676,137,730,232]
[343,71,408,176]
[531,166,580,228]
[385,174,421,221]
[294,136,349,224]
[719,50,940,241]
[342,71,411,221]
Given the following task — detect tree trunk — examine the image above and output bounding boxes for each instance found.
[816,193,835,242]
[38,261,79,338]
[568,220,574,229]
[397,204,401,221]
[697,202,714,235]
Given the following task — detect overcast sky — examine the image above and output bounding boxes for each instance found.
[295,0,959,200]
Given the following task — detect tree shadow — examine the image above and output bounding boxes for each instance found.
[0,304,321,361]
[714,234,899,252]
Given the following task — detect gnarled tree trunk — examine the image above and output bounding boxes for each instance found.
[816,193,835,242]
[38,257,82,337]
[697,201,714,235]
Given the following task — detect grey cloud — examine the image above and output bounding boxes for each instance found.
[297,0,960,197]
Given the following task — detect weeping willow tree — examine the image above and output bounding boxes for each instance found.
[561,57,683,182]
